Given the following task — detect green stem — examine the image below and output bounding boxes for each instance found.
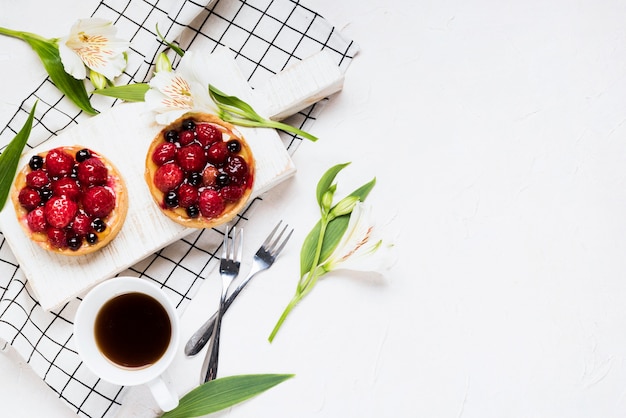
[298,218,328,293]
[221,114,318,142]
[270,216,329,342]
[268,294,302,343]
[0,27,47,42]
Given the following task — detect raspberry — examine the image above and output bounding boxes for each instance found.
[26,207,47,232]
[179,129,196,146]
[26,170,50,189]
[82,186,115,218]
[176,143,206,173]
[52,178,81,201]
[71,213,92,236]
[45,148,75,178]
[206,141,229,165]
[220,185,244,202]
[198,189,225,218]
[152,142,178,166]
[202,166,218,187]
[223,155,249,185]
[46,227,68,248]
[44,196,78,228]
[77,157,108,187]
[177,184,199,208]
[154,163,184,192]
[18,187,41,210]
[196,123,221,148]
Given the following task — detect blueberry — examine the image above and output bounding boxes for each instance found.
[86,232,98,245]
[227,139,241,153]
[182,119,195,131]
[76,149,91,162]
[29,155,44,170]
[186,205,200,218]
[164,191,178,207]
[165,130,179,143]
[91,218,106,232]
[70,166,79,179]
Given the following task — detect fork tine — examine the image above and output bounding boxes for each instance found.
[235,227,243,262]
[224,226,243,261]
[271,226,293,256]
[260,220,282,249]
[222,225,231,259]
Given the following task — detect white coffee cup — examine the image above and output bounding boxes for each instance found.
[74,276,180,412]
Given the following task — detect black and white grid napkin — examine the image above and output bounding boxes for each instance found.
[0,0,357,416]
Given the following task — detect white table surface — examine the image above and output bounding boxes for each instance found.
[3,0,626,417]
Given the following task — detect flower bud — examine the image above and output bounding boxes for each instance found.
[321,188,335,213]
[329,195,359,218]
[155,52,172,73]
[89,70,108,90]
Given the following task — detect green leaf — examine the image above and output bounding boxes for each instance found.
[301,176,376,276]
[316,162,350,209]
[300,216,350,277]
[348,177,376,202]
[161,374,294,418]
[0,102,37,211]
[209,84,318,141]
[209,84,263,121]
[93,83,150,102]
[156,23,185,57]
[0,28,98,115]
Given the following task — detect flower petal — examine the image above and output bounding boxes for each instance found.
[58,38,87,79]
[60,18,129,80]
[145,51,219,124]
[323,202,397,273]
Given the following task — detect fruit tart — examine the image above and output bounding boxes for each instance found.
[11,146,128,255]
[145,113,255,228]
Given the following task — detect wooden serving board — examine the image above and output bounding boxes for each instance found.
[0,49,344,311]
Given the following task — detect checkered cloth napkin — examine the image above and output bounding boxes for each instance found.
[0,0,357,416]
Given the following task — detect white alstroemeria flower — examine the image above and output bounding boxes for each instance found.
[145,50,219,125]
[322,202,397,273]
[58,18,129,81]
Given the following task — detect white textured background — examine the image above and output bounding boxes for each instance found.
[3,0,626,416]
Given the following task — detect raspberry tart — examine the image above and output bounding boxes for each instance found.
[11,146,128,255]
[145,113,255,228]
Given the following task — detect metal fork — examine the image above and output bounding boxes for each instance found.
[200,225,243,383]
[186,221,293,357]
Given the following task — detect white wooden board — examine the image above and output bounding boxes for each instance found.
[0,51,298,311]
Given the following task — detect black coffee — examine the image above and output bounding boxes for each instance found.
[94,292,171,368]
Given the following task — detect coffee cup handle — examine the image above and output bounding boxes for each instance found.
[147,374,179,412]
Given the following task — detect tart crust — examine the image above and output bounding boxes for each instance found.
[11,146,128,256]
[145,113,255,229]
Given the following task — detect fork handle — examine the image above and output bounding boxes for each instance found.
[185,269,260,357]
[200,299,225,382]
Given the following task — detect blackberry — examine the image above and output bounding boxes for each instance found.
[76,148,92,162]
[186,205,200,218]
[227,139,241,153]
[39,187,53,203]
[29,155,44,170]
[165,130,179,143]
[86,232,98,245]
[187,172,202,186]
[67,235,82,251]
[182,118,195,131]
[92,218,106,232]
[216,173,230,187]
[164,190,178,207]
